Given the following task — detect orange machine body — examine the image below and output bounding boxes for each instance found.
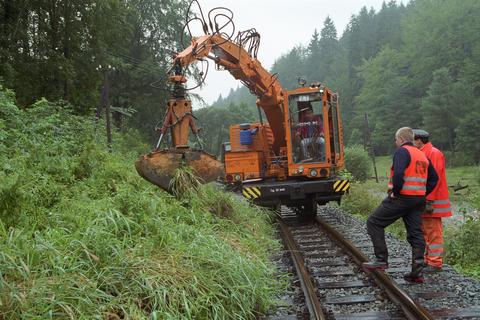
[224,85,345,185]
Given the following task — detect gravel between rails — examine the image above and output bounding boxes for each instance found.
[264,205,480,320]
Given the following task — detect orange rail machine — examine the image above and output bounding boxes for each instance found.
[136,25,349,215]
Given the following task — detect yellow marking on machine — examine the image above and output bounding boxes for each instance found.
[334,180,350,192]
[242,186,261,199]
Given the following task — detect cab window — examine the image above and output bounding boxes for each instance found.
[289,93,326,163]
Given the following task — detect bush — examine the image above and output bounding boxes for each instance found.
[445,211,480,279]
[444,151,476,167]
[0,90,280,319]
[340,183,379,216]
[344,145,372,182]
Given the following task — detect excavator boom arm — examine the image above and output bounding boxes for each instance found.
[173,34,286,154]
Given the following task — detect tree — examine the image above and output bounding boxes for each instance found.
[421,68,459,151]
[455,106,480,163]
[271,46,307,90]
[401,0,480,99]
[0,0,190,142]
[317,16,338,80]
[355,46,415,154]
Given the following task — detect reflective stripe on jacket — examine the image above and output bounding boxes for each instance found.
[420,142,452,218]
[388,145,429,196]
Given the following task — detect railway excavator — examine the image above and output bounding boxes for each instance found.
[135,5,350,215]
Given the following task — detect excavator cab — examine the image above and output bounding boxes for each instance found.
[284,86,345,180]
[289,94,326,163]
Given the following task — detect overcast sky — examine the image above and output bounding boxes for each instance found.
[187,0,395,106]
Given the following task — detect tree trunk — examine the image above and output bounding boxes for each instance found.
[62,0,71,100]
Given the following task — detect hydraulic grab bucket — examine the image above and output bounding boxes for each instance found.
[135,77,223,192]
[135,148,223,192]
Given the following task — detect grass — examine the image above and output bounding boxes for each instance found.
[0,89,281,319]
[169,166,203,198]
[445,166,480,210]
[370,155,391,182]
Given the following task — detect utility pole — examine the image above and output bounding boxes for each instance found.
[97,64,114,152]
[364,113,379,183]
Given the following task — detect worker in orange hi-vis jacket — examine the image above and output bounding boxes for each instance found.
[413,129,453,273]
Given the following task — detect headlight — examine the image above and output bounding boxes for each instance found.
[320,169,328,177]
[310,169,318,177]
[234,174,242,181]
[298,166,304,173]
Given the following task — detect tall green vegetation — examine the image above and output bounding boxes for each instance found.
[213,0,480,163]
[0,88,279,318]
[0,0,188,140]
[344,145,372,182]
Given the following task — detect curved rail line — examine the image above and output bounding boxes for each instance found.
[315,216,433,320]
[278,213,435,320]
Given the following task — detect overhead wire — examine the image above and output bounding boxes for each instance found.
[104,48,180,93]
[106,51,167,74]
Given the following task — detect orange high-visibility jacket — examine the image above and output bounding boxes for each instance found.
[420,142,452,218]
[388,145,429,196]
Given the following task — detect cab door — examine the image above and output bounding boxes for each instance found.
[284,89,333,179]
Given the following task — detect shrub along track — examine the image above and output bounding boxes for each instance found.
[271,205,480,320]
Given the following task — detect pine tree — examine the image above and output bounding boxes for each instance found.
[421,68,458,151]
[318,16,338,81]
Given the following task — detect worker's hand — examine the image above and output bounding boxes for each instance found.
[425,200,434,214]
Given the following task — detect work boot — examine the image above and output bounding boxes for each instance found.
[363,258,388,270]
[363,236,389,270]
[403,262,426,283]
[404,248,426,283]
[423,265,442,274]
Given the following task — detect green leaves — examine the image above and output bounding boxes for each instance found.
[0,90,280,319]
[212,0,480,163]
[420,68,458,150]
[344,145,372,182]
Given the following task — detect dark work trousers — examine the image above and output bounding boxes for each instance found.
[367,195,426,263]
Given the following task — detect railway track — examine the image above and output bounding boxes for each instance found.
[274,206,480,320]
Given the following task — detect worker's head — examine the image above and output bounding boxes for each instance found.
[395,127,414,147]
[304,107,314,120]
[413,129,430,148]
[298,101,311,110]
[298,101,313,120]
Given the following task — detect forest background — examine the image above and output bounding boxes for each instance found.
[1,0,480,316]
[1,0,479,163]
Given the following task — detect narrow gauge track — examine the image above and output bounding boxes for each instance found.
[277,207,480,320]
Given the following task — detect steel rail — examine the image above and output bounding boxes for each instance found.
[278,219,326,320]
[315,216,434,320]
